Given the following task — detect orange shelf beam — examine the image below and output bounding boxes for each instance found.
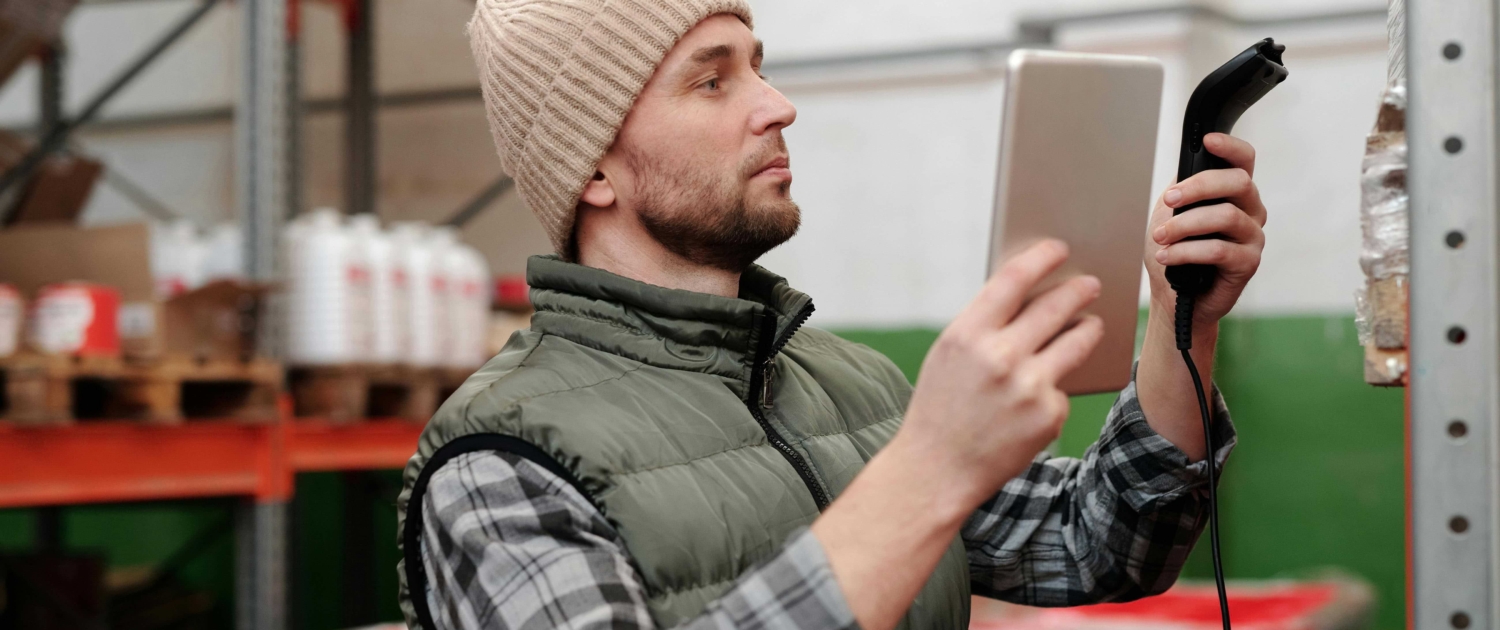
[0,421,287,508]
[285,419,424,472]
[0,418,426,509]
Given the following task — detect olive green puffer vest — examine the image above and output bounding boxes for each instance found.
[397,256,970,629]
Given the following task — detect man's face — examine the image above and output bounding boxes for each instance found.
[593,14,800,272]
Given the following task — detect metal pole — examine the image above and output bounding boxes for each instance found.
[236,500,288,630]
[39,42,64,135]
[345,0,375,216]
[237,0,290,281]
[1407,0,1500,627]
[445,175,513,227]
[235,0,291,622]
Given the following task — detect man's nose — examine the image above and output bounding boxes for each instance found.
[751,81,797,135]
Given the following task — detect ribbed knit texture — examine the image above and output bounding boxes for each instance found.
[467,0,755,253]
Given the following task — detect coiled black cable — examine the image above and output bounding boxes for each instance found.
[1175,292,1229,630]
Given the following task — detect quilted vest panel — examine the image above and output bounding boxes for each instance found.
[397,256,970,629]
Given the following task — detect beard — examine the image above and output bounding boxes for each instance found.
[625,137,801,273]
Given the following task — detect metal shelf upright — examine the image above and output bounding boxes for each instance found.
[1407,0,1500,627]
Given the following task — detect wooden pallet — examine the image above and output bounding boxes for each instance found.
[289,365,447,423]
[0,354,283,426]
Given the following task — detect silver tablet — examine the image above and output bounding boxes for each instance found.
[988,50,1164,395]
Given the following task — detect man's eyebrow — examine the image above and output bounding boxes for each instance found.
[753,40,764,61]
[688,44,733,65]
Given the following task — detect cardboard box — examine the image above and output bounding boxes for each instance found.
[0,223,269,362]
[0,130,103,226]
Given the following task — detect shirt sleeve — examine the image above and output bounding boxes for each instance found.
[420,450,858,630]
[961,375,1236,606]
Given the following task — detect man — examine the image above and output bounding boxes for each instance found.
[397,1,1268,629]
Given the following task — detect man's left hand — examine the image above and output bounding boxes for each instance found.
[1144,132,1266,327]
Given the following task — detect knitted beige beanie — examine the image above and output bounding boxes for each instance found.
[467,0,755,254]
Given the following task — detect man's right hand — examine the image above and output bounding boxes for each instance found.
[899,239,1104,506]
[810,239,1103,630]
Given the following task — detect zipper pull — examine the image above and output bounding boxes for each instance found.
[760,360,777,408]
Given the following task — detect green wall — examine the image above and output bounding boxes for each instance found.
[844,315,1407,630]
[0,314,1405,630]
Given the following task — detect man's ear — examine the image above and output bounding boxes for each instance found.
[579,170,616,209]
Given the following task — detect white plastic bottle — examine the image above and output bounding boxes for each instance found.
[427,227,460,367]
[349,214,400,364]
[460,244,494,367]
[201,223,246,282]
[283,209,368,365]
[150,220,208,298]
[441,238,488,369]
[390,222,439,367]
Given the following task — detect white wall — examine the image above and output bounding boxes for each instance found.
[761,12,1388,326]
[0,0,1389,328]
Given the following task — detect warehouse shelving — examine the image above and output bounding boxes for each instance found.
[0,2,1403,629]
[0,418,423,509]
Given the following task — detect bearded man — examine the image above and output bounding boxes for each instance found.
[397,2,1269,629]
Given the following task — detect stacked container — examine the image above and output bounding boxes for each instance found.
[282,214,493,369]
[282,209,370,365]
[201,223,245,282]
[0,284,22,358]
[150,220,209,298]
[349,215,401,364]
[390,222,440,367]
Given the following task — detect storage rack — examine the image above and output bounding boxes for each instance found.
[0,3,1414,630]
[0,418,424,630]
[1407,0,1500,627]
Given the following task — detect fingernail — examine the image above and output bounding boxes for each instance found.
[1152,226,1167,243]
[1083,275,1102,295]
[1155,248,1169,263]
[1164,189,1182,206]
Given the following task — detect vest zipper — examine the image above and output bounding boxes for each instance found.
[749,303,829,510]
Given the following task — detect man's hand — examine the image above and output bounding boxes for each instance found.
[1136,132,1267,461]
[900,239,1104,504]
[1144,132,1266,327]
[812,240,1103,630]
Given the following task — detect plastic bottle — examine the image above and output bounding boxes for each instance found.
[150,220,207,298]
[390,222,439,367]
[461,244,494,367]
[427,227,460,367]
[441,238,489,369]
[282,209,369,364]
[201,223,246,282]
[0,284,21,358]
[349,214,400,364]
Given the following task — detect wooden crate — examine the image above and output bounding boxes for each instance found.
[0,354,282,425]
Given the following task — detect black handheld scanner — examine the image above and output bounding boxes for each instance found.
[1165,38,1288,297]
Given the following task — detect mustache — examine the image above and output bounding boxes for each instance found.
[740,135,790,179]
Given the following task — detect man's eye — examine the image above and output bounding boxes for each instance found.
[704,78,720,91]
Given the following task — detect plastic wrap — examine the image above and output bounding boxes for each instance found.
[1355,86,1408,347]
[1356,0,1408,352]
[1359,89,1408,282]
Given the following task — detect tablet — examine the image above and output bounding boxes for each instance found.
[987,50,1164,395]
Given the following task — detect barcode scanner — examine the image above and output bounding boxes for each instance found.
[1168,38,1287,630]
[1167,38,1288,298]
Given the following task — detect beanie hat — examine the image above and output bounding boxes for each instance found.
[467,0,755,254]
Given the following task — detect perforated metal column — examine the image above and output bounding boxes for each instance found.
[236,500,288,630]
[237,0,289,283]
[1407,0,1500,627]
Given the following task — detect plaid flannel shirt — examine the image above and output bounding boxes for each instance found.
[419,378,1235,630]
